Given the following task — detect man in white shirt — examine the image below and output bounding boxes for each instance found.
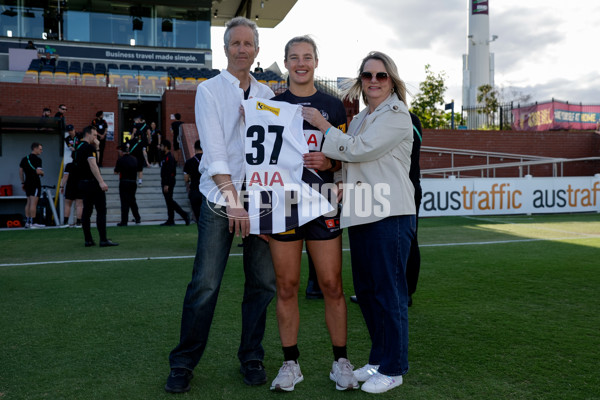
[165,16,276,394]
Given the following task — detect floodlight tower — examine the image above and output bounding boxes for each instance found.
[462,0,496,115]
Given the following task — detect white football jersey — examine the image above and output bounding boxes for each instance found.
[242,98,334,234]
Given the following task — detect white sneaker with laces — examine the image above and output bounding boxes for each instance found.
[353,363,379,382]
[361,372,403,394]
[330,358,359,390]
[270,360,303,392]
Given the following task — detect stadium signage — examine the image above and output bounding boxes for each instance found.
[511,100,600,131]
[0,39,207,65]
[421,177,600,216]
[472,0,489,15]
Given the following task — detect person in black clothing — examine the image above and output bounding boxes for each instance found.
[130,116,149,185]
[92,111,108,167]
[405,112,423,306]
[114,144,141,226]
[74,126,118,247]
[60,162,83,227]
[160,139,189,226]
[54,104,67,132]
[55,104,66,120]
[170,113,183,152]
[147,121,161,166]
[42,107,51,118]
[19,142,44,228]
[183,140,203,222]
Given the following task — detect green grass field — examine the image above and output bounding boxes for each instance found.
[1,213,599,399]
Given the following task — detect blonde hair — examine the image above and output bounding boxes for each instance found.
[343,51,407,106]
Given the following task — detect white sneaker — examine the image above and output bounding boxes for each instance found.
[25,222,31,229]
[361,372,403,394]
[270,360,303,392]
[31,223,46,228]
[353,363,379,382]
[330,358,359,391]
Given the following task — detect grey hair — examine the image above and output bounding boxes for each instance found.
[343,51,408,106]
[224,17,259,50]
[284,35,319,61]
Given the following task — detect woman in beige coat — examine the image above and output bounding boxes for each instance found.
[301,51,416,394]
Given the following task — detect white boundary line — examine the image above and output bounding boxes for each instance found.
[2,235,599,268]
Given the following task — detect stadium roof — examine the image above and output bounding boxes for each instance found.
[211,0,297,28]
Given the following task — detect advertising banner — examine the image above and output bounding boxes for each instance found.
[512,100,600,131]
[0,39,207,65]
[421,176,600,217]
[472,0,489,15]
[104,112,115,141]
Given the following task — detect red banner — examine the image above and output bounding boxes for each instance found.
[511,101,600,131]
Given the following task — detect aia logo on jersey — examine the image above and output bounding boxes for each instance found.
[256,101,280,116]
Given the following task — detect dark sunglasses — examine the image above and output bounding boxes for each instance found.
[360,72,389,82]
[60,107,67,111]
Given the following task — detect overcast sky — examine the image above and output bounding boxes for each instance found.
[210,0,600,109]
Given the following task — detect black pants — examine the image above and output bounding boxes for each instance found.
[406,201,421,296]
[119,180,140,224]
[163,183,187,222]
[80,180,107,243]
[98,139,106,167]
[188,189,202,222]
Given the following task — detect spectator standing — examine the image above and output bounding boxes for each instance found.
[114,144,141,226]
[74,126,118,247]
[55,104,66,120]
[130,116,149,185]
[183,139,202,222]
[147,121,161,166]
[170,113,183,153]
[64,124,77,162]
[159,139,189,226]
[164,17,276,394]
[91,111,108,167]
[41,107,51,118]
[55,104,66,131]
[60,162,83,227]
[19,142,44,228]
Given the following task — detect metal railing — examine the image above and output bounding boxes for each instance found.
[421,145,600,178]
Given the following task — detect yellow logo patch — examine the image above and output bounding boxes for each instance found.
[256,101,280,116]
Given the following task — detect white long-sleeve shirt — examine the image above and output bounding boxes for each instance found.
[195,69,274,205]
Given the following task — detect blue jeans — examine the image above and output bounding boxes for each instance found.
[348,215,416,376]
[169,195,276,370]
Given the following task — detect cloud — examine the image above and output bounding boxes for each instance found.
[499,71,600,105]
[348,0,465,54]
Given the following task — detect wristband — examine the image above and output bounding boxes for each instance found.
[325,127,332,136]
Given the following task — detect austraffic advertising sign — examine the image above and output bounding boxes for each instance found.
[421,176,600,216]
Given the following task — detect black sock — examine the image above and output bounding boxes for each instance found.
[282,345,300,362]
[333,345,347,361]
[64,217,68,225]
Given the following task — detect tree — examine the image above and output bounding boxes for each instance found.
[409,64,449,129]
[476,84,499,127]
